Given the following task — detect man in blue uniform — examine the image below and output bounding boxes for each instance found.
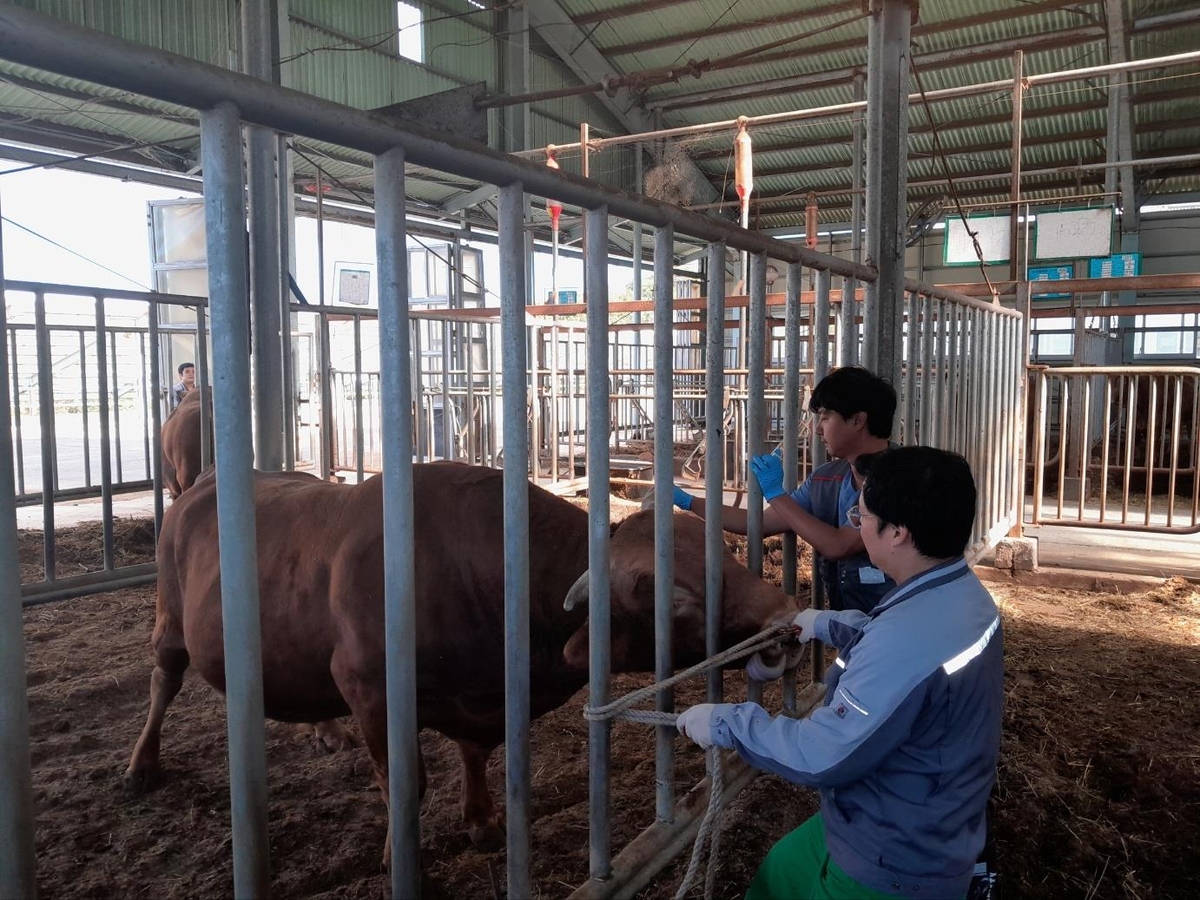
[673,366,898,613]
[676,447,1004,900]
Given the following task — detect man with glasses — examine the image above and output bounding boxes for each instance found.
[672,366,897,613]
[676,447,1004,900]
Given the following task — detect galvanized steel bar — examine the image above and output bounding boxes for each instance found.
[78,331,91,486]
[919,296,933,445]
[781,263,802,599]
[148,302,164,537]
[585,204,613,881]
[746,253,767,577]
[9,329,24,495]
[110,331,122,484]
[814,270,832,390]
[652,224,676,824]
[197,306,212,470]
[497,182,533,898]
[200,102,270,900]
[810,270,830,685]
[413,321,425,463]
[353,315,365,481]
[375,146,422,900]
[94,299,114,570]
[903,292,917,441]
[0,196,38,900]
[704,242,726,705]
[139,331,151,480]
[1145,378,1158,527]
[442,319,452,460]
[33,293,55,581]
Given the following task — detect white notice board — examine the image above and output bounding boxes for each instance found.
[1034,207,1113,260]
[943,214,1011,266]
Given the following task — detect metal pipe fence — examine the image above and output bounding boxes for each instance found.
[1027,366,1200,533]
[0,6,1024,899]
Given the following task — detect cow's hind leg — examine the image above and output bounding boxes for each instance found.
[457,740,504,851]
[124,617,189,793]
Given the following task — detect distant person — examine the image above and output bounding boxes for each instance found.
[171,362,195,409]
[673,366,898,613]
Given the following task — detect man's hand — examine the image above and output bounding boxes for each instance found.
[676,703,717,749]
[792,607,820,643]
[750,453,787,501]
[673,485,696,511]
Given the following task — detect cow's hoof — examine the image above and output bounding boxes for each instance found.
[314,720,357,753]
[468,818,506,852]
[122,764,162,794]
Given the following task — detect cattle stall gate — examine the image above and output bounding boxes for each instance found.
[0,8,1023,900]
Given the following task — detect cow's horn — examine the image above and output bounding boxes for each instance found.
[563,570,590,611]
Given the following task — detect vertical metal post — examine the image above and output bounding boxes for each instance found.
[139,332,151,480]
[279,134,297,471]
[94,299,114,570]
[904,292,917,440]
[919,295,933,444]
[652,224,675,824]
[197,307,212,470]
[0,192,38,900]
[200,102,270,900]
[10,330,24,496]
[441,319,452,460]
[34,293,56,581]
[375,146,421,900]
[704,242,725,704]
[864,0,914,387]
[243,0,284,471]
[110,331,122,485]
[1008,51,1025,283]
[841,69,865,368]
[585,204,612,881]
[782,263,802,599]
[746,253,767,577]
[814,271,831,390]
[78,331,91,487]
[354,315,364,481]
[148,303,165,536]
[498,182,532,899]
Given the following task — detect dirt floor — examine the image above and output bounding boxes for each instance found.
[16,517,1200,900]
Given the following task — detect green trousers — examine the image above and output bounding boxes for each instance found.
[745,814,895,900]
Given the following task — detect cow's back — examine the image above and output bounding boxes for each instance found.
[161,389,211,498]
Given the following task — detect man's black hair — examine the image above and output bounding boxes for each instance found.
[809,366,896,438]
[859,446,977,559]
[178,361,194,376]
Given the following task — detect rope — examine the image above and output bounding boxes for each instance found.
[583,623,800,723]
[581,623,806,900]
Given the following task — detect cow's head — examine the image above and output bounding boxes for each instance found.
[561,509,800,673]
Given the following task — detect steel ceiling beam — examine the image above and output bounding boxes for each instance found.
[606,0,1094,58]
[687,85,1199,162]
[523,0,718,204]
[572,0,709,26]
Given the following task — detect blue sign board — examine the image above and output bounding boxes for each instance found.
[1088,253,1140,278]
[1028,264,1073,299]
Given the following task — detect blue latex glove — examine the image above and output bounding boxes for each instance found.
[673,485,695,511]
[750,452,786,501]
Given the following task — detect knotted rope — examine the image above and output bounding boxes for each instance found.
[582,623,804,900]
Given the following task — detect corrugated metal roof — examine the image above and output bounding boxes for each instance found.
[0,0,1196,238]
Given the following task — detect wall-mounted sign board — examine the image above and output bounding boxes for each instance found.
[943,213,1012,266]
[1034,207,1113,260]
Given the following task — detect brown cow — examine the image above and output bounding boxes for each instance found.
[124,462,798,864]
[160,388,212,500]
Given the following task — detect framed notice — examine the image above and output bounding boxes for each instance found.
[1087,253,1140,278]
[1028,264,1074,300]
[943,213,1012,266]
[1034,207,1114,260]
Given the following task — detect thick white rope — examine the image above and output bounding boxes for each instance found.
[581,623,807,900]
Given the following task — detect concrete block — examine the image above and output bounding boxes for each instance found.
[993,537,1038,572]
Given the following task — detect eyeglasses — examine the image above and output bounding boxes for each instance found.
[846,504,878,529]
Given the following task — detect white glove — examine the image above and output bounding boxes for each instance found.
[676,703,717,749]
[792,607,821,644]
[745,651,786,682]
